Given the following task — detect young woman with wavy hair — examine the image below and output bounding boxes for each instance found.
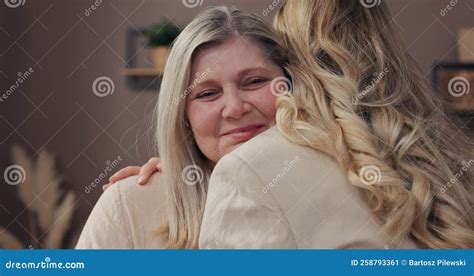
[198,0,473,249]
[268,0,473,248]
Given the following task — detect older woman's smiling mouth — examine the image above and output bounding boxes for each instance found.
[222,124,267,141]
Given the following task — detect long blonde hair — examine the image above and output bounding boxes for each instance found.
[274,0,474,248]
[155,6,288,248]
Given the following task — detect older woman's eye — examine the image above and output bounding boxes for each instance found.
[242,77,268,88]
[196,90,218,99]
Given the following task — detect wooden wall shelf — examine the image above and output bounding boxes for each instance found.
[121,68,163,76]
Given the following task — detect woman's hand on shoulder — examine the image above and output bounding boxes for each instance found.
[102,157,161,191]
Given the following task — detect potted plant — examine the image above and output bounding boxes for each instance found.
[145,21,181,72]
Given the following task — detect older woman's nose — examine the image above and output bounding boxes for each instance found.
[221,88,249,119]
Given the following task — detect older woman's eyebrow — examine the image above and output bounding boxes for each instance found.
[237,66,272,78]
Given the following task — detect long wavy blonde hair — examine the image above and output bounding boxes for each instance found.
[155,6,288,248]
[274,0,474,248]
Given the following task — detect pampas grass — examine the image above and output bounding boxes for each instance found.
[0,144,76,249]
[0,227,23,249]
[44,191,76,248]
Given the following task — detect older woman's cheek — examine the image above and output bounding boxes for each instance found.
[253,91,278,122]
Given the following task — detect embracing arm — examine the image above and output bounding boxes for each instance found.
[103,157,161,191]
[198,153,296,249]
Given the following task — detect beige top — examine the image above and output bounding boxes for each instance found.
[76,174,168,249]
[199,126,422,249]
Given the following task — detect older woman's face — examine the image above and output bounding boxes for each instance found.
[185,37,284,163]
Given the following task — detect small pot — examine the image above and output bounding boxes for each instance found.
[151,46,170,72]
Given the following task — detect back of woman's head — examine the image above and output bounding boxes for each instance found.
[274,0,474,248]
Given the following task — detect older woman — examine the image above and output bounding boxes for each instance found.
[76,6,288,249]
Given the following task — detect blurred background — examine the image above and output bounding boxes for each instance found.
[0,0,473,249]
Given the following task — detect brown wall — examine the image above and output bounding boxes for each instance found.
[0,0,472,248]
